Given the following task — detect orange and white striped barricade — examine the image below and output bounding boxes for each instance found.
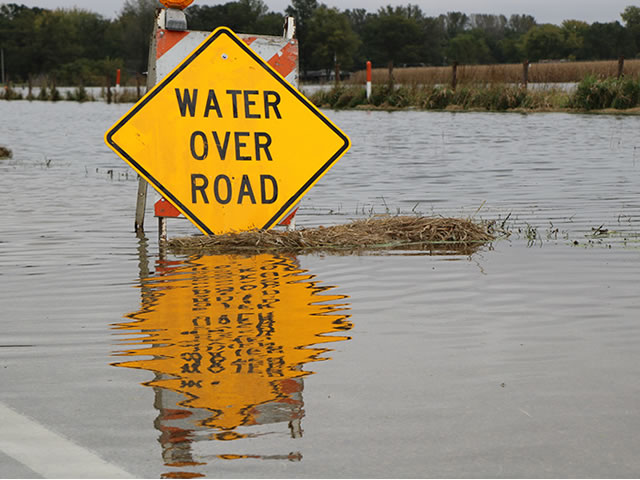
[149,14,300,237]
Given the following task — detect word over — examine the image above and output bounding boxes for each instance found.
[177,88,281,162]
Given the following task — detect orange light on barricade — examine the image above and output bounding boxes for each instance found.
[159,0,194,9]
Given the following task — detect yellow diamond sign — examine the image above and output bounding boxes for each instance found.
[105,27,350,235]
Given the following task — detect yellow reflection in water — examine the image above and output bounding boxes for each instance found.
[113,253,351,472]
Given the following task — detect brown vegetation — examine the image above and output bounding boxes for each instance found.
[0,146,12,159]
[168,216,494,256]
[350,59,640,86]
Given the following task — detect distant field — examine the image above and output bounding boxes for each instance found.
[350,59,640,85]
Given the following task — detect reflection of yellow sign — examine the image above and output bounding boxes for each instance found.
[105,27,350,235]
[113,254,352,433]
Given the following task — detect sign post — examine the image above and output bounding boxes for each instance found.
[106,27,349,236]
[133,14,161,235]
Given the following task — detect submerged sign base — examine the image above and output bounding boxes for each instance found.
[105,27,350,235]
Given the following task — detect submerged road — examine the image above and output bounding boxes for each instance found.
[0,403,133,478]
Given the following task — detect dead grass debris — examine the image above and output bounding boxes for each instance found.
[168,215,494,255]
[0,146,12,159]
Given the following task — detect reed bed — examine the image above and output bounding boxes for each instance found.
[168,216,494,255]
[0,146,12,159]
[0,84,144,103]
[349,59,640,86]
[313,73,640,111]
[311,83,567,110]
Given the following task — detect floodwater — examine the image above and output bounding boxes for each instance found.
[2,100,640,478]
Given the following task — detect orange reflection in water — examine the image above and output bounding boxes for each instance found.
[113,253,351,473]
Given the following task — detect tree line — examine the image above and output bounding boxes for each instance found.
[2,0,640,85]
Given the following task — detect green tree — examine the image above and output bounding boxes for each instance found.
[285,0,319,76]
[522,24,566,61]
[306,5,359,75]
[561,20,588,60]
[216,0,267,31]
[441,11,469,39]
[506,14,536,36]
[470,14,507,35]
[621,6,640,27]
[185,0,282,35]
[114,0,160,75]
[0,4,44,81]
[470,14,507,62]
[447,30,492,64]
[420,15,446,65]
[362,6,424,86]
[583,21,634,60]
[185,4,225,30]
[392,5,446,66]
[253,12,285,35]
[495,14,536,63]
[1,4,124,84]
[621,6,640,58]
[29,8,115,75]
[344,7,369,35]
[344,8,371,68]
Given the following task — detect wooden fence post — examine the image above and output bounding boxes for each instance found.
[618,56,625,78]
[451,62,458,91]
[136,73,142,100]
[522,60,529,89]
[106,76,112,104]
[366,61,372,100]
[134,14,159,234]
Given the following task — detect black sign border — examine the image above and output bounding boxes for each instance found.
[106,27,350,236]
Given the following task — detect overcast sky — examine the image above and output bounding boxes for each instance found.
[9,0,638,25]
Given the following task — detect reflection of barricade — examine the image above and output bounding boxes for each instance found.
[143,13,300,238]
[112,254,351,471]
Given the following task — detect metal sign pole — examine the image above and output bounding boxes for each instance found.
[134,14,160,234]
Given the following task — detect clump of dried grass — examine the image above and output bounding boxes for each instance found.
[0,146,12,159]
[168,215,494,255]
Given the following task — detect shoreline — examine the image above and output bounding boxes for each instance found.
[308,78,640,114]
[337,103,640,115]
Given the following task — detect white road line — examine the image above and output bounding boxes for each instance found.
[0,402,134,478]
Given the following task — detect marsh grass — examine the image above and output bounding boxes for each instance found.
[1,84,143,103]
[569,75,640,109]
[314,72,640,111]
[113,88,144,103]
[65,86,93,102]
[49,85,61,102]
[311,83,568,111]
[0,85,23,100]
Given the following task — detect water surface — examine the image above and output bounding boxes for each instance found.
[1,101,640,477]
